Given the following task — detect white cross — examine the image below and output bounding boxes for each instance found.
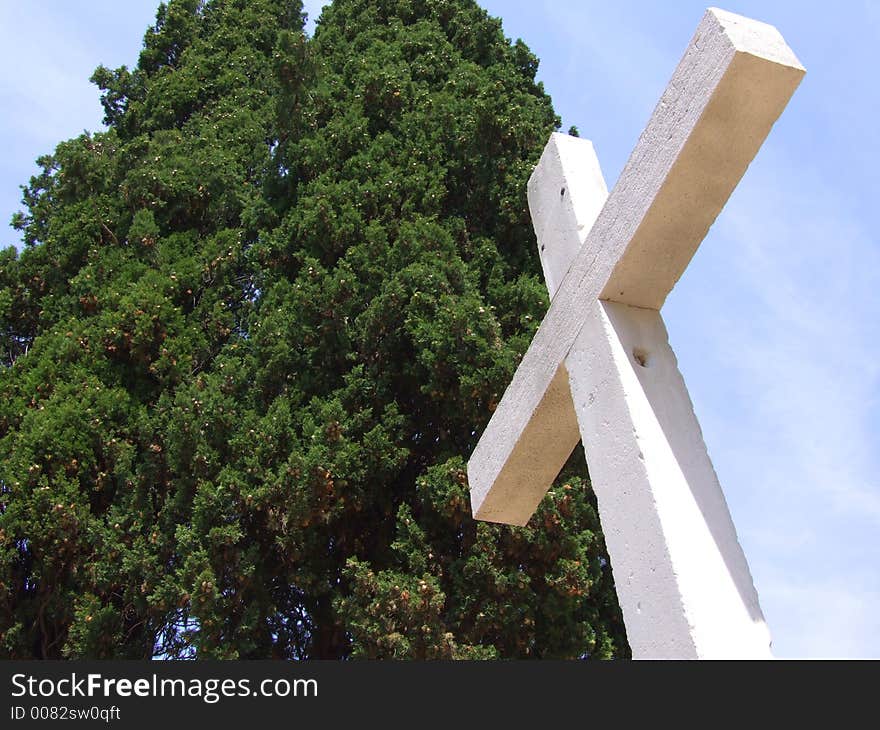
[467,8,804,659]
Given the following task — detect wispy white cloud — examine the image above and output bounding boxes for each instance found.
[712,150,880,524]
[539,0,671,101]
[668,145,880,656]
[761,570,880,658]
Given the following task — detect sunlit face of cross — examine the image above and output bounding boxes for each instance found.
[467,8,804,658]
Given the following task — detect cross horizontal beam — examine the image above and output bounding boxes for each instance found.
[468,8,804,526]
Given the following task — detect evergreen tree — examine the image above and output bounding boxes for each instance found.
[0,0,627,659]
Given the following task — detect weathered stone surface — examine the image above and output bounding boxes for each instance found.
[568,301,770,657]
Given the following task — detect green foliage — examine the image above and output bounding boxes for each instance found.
[0,0,628,659]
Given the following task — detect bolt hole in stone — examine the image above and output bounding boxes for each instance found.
[633,347,650,368]
[560,187,566,197]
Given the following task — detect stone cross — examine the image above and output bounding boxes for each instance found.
[467,8,804,659]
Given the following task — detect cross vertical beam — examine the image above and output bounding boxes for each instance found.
[568,301,770,657]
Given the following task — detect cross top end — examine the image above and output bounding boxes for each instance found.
[707,7,805,70]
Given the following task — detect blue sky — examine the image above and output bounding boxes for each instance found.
[1,0,877,658]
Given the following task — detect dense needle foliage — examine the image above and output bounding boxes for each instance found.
[0,0,627,659]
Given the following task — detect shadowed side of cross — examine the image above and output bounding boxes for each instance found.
[466,8,804,658]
